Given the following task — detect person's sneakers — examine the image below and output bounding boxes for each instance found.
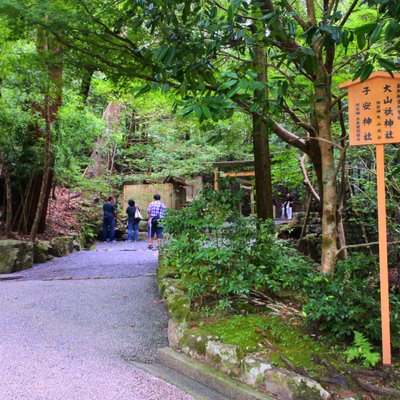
[147,244,153,249]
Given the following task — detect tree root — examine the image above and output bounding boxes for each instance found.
[345,368,390,379]
[280,355,310,378]
[254,328,277,351]
[354,376,400,397]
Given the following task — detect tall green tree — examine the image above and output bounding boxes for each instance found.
[2,0,398,272]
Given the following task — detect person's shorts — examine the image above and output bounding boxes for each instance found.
[149,225,163,239]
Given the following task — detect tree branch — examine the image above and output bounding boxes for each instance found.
[282,104,318,136]
[299,153,321,202]
[337,240,400,256]
[78,0,145,63]
[281,0,309,31]
[271,121,309,153]
[340,0,360,27]
[306,0,317,26]
[230,94,310,154]
[209,0,258,20]
[332,49,366,75]
[305,136,343,151]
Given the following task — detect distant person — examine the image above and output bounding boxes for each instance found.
[102,196,116,242]
[147,194,167,250]
[281,193,294,220]
[126,199,141,242]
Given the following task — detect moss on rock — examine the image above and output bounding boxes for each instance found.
[33,241,54,263]
[164,287,191,321]
[0,240,33,273]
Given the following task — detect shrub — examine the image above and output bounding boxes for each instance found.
[162,188,277,303]
[162,190,400,348]
[303,252,400,346]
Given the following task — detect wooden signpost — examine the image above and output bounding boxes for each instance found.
[339,71,400,365]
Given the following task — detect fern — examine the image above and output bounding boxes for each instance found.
[345,331,381,368]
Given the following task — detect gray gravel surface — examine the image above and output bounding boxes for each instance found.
[0,241,193,400]
[20,241,158,281]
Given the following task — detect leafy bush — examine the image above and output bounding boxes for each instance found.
[162,188,276,303]
[162,188,316,307]
[162,190,400,348]
[303,252,400,347]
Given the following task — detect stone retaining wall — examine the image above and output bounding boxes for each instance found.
[0,234,82,274]
[0,240,33,274]
[157,263,331,400]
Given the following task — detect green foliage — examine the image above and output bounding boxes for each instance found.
[162,187,277,304]
[54,90,105,188]
[76,204,103,246]
[270,144,304,198]
[163,188,313,306]
[345,331,381,368]
[164,191,400,348]
[303,252,400,347]
[116,85,253,183]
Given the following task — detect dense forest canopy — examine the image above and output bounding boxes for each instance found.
[0,0,399,274]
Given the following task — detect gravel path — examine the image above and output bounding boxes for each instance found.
[0,241,193,400]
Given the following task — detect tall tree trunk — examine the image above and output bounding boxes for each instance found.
[252,114,273,220]
[29,28,63,240]
[314,70,337,274]
[30,103,53,241]
[0,152,12,237]
[252,44,273,220]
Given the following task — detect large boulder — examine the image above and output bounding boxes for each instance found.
[33,241,54,264]
[0,240,33,274]
[50,236,80,257]
[139,220,149,232]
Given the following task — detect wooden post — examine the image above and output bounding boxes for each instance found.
[376,144,391,365]
[339,72,400,366]
[214,167,219,191]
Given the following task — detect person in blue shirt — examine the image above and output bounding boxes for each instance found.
[102,196,116,242]
[126,199,140,242]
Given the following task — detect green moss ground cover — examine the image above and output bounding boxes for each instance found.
[188,314,343,374]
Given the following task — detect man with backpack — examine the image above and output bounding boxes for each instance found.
[147,194,167,250]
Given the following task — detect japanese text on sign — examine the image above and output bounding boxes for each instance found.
[339,72,400,146]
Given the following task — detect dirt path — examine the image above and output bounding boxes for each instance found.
[0,241,193,400]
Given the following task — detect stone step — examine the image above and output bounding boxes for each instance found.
[154,347,273,400]
[132,360,227,400]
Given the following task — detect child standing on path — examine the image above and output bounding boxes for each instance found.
[147,194,167,250]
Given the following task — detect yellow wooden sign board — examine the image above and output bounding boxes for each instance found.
[339,71,400,145]
[340,71,400,366]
